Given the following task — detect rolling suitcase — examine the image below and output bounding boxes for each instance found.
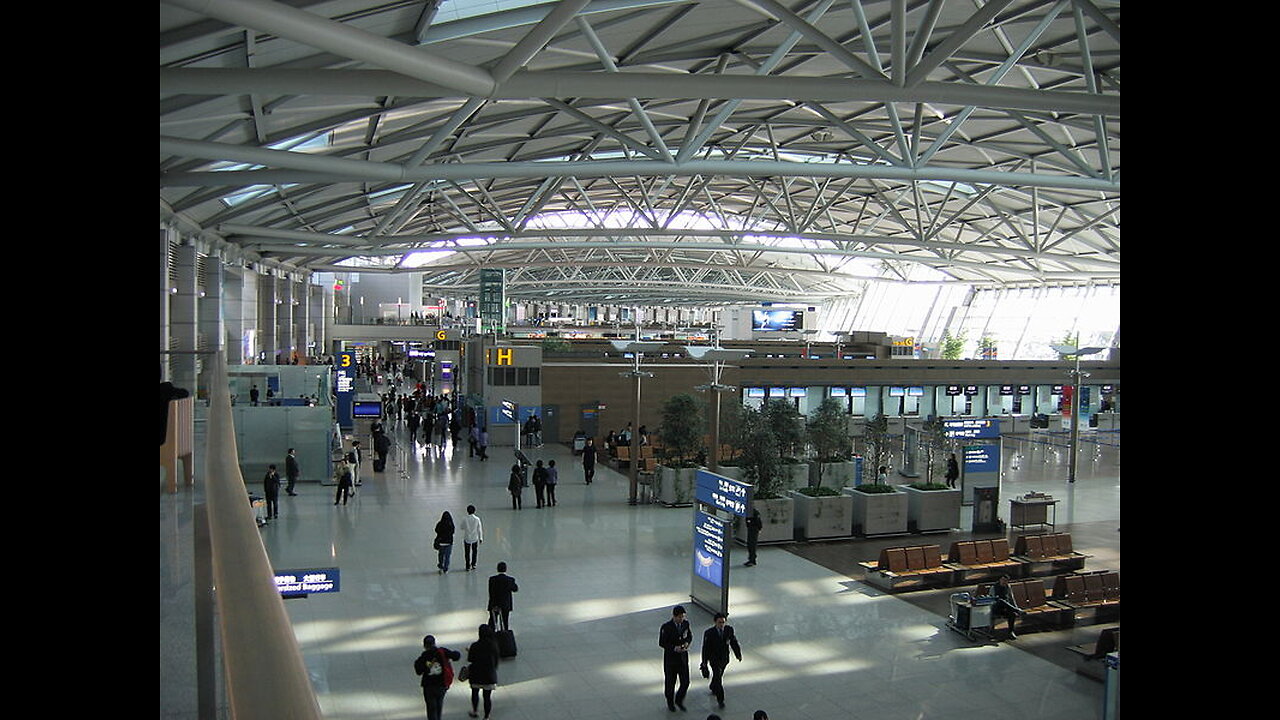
[496,629,518,658]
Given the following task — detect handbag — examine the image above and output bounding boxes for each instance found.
[458,664,471,682]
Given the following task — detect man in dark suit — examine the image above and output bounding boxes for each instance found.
[262,464,281,520]
[659,605,693,711]
[285,448,300,496]
[487,562,519,632]
[699,612,742,710]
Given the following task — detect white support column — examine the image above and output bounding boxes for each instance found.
[257,270,277,364]
[161,227,175,382]
[293,278,309,362]
[199,254,226,392]
[223,266,246,365]
[276,274,295,363]
[172,240,200,393]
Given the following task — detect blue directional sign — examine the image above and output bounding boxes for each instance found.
[944,418,1000,439]
[693,511,727,588]
[274,568,341,596]
[695,470,752,517]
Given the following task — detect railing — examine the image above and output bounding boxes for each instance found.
[201,355,323,719]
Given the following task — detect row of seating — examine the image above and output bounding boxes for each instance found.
[860,534,1096,592]
[974,571,1121,633]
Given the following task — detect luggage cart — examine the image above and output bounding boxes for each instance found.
[947,593,996,641]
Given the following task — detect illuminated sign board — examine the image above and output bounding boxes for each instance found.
[440,361,453,380]
[944,418,1000,439]
[693,511,727,588]
[335,351,356,429]
[275,568,340,596]
[487,347,515,366]
[695,470,752,517]
[963,444,1000,474]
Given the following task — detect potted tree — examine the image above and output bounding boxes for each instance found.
[734,403,794,543]
[845,414,907,536]
[902,416,961,533]
[791,398,854,539]
[655,393,705,506]
[712,399,747,482]
[763,398,809,488]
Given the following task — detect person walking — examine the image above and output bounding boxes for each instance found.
[744,509,762,566]
[334,457,354,506]
[414,634,460,720]
[545,460,559,506]
[284,448,300,496]
[469,424,479,457]
[487,562,519,632]
[699,612,742,710]
[262,464,281,520]
[466,624,501,719]
[946,453,960,488]
[434,511,456,573]
[508,464,524,510]
[532,460,548,508]
[348,440,363,486]
[582,437,597,484]
[461,505,483,571]
[408,410,421,445]
[659,605,694,711]
[478,426,489,461]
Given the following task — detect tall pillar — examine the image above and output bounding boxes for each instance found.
[223,267,246,365]
[257,270,277,364]
[293,279,309,362]
[161,228,174,382]
[276,274,295,364]
[198,254,225,394]
[172,241,200,393]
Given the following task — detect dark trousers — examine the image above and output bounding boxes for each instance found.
[708,661,728,704]
[534,484,546,507]
[335,484,351,505]
[465,542,479,570]
[285,475,297,494]
[265,492,279,519]
[471,686,492,716]
[422,685,446,720]
[747,533,759,564]
[510,492,522,510]
[546,484,557,506]
[489,607,511,632]
[663,656,690,707]
[584,465,595,484]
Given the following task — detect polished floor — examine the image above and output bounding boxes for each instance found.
[160,417,1119,720]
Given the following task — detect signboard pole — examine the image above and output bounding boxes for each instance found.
[690,470,753,616]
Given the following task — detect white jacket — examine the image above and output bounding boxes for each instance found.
[460,513,483,543]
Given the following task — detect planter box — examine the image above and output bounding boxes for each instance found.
[780,462,808,491]
[656,465,698,506]
[736,496,795,544]
[712,464,745,482]
[809,460,857,489]
[903,485,962,533]
[790,490,854,540]
[844,486,908,537]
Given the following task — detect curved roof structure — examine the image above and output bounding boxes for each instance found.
[160,0,1120,305]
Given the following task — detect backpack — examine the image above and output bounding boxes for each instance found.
[415,648,454,688]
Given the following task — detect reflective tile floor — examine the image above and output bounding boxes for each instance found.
[161,420,1119,720]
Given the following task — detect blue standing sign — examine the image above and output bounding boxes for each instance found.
[335,352,356,430]
[693,511,727,588]
[695,469,753,516]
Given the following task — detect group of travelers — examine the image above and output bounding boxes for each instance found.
[506,459,562,509]
[415,560,519,720]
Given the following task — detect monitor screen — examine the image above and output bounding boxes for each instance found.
[751,309,804,331]
[746,387,766,398]
[352,401,383,418]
